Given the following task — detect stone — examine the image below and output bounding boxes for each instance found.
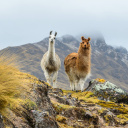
[0,114,4,128]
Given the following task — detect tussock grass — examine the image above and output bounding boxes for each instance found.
[0,51,38,116]
[0,53,22,113]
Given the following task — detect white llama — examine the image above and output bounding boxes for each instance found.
[41,31,61,88]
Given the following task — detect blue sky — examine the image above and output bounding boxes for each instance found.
[0,0,128,49]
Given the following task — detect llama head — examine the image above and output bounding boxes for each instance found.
[80,36,91,49]
[49,31,57,43]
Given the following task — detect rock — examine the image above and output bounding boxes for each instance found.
[32,110,58,128]
[90,79,128,104]
[67,93,72,98]
[50,88,63,96]
[85,111,93,118]
[36,84,55,115]
[0,114,4,128]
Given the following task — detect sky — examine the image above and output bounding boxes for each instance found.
[0,0,128,50]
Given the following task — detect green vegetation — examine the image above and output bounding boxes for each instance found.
[63,90,99,103]
[98,101,128,114]
[63,89,128,126]
[52,100,75,113]
[57,123,73,128]
[56,115,67,123]
[116,114,128,125]
[117,114,128,120]
[98,108,107,115]
[23,99,37,110]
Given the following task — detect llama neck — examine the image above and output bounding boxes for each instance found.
[78,46,90,57]
[76,46,91,71]
[48,41,55,59]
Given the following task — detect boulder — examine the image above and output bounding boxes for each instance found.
[89,79,128,103]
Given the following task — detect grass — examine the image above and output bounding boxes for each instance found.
[0,53,40,117]
[95,78,106,83]
[63,90,99,103]
[56,115,67,123]
[57,122,73,128]
[63,89,128,125]
[51,100,75,113]
[117,114,128,121]
[98,101,128,114]
[0,55,22,113]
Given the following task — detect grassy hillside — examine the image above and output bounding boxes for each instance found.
[0,53,43,127]
[0,53,128,127]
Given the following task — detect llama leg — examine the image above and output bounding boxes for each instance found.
[70,81,74,91]
[44,70,52,85]
[52,71,58,88]
[74,79,79,91]
[75,80,80,91]
[70,80,75,91]
[79,79,85,92]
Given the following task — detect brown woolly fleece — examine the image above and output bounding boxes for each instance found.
[64,36,91,91]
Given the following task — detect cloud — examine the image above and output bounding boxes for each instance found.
[0,0,128,49]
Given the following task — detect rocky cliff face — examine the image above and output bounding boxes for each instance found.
[0,79,59,128]
[1,76,128,128]
[0,34,128,91]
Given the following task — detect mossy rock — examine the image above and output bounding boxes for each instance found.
[56,115,67,123]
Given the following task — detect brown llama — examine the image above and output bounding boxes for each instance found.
[64,36,91,91]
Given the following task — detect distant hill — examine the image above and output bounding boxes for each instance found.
[1,34,128,91]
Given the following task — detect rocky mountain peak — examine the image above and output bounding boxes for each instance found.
[115,46,128,54]
[61,34,77,41]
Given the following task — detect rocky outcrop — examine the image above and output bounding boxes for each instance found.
[1,80,59,128]
[49,86,128,128]
[87,79,128,104]
[1,78,128,128]
[32,110,58,128]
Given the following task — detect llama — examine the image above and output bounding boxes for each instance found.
[41,31,61,88]
[64,36,91,91]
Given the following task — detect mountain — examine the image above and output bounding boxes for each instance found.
[0,34,128,91]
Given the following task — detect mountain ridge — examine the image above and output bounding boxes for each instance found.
[0,34,128,91]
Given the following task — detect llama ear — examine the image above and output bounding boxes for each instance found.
[54,32,57,36]
[88,37,91,41]
[81,36,85,40]
[50,31,52,35]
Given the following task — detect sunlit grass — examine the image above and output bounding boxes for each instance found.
[51,100,75,113]
[63,90,99,103]
[0,52,39,117]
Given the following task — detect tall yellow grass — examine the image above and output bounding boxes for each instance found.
[0,52,21,113]
[0,50,35,115]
